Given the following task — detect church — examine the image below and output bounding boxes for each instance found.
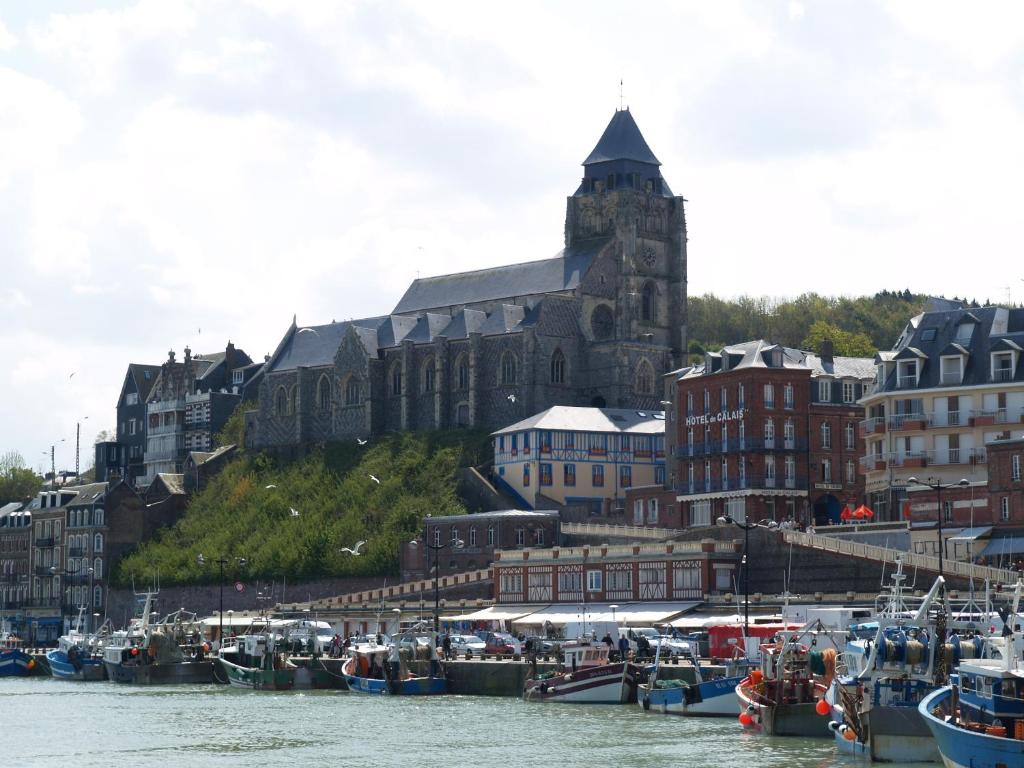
[248,108,689,447]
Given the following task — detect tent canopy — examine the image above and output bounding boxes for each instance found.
[948,526,992,542]
[511,602,699,628]
[440,606,535,622]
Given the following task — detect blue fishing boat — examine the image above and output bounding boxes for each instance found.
[47,607,109,681]
[0,647,33,677]
[918,583,1024,768]
[639,639,748,716]
[342,626,447,695]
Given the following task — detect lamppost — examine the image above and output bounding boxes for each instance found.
[716,514,757,640]
[49,564,93,634]
[907,476,970,580]
[197,554,247,649]
[409,536,464,633]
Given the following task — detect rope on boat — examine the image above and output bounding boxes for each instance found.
[809,647,837,685]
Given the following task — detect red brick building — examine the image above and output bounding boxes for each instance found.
[989,438,1024,523]
[492,540,742,604]
[667,340,874,527]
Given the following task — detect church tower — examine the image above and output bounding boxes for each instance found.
[566,109,688,367]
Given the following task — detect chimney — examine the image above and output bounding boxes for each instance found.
[819,339,834,364]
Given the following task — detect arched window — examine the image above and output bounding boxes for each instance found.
[275,386,287,416]
[500,352,517,386]
[95,508,103,527]
[317,375,331,410]
[641,282,656,321]
[550,350,566,385]
[345,377,361,406]
[390,364,403,396]
[635,359,654,395]
[94,533,103,553]
[422,358,435,393]
[456,402,470,427]
[455,356,469,390]
[93,585,103,608]
[94,557,102,578]
[289,387,297,415]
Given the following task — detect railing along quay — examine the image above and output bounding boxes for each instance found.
[783,530,1018,584]
[560,522,684,540]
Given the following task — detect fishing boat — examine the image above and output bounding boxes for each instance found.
[0,635,33,677]
[639,639,749,716]
[524,639,637,704]
[918,582,1024,768]
[735,621,845,737]
[103,590,216,685]
[46,606,110,681]
[341,625,447,695]
[218,632,295,690]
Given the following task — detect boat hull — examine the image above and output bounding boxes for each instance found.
[341,657,446,695]
[104,660,216,685]
[220,659,295,690]
[47,650,106,681]
[920,687,1024,768]
[736,679,830,737]
[639,675,744,716]
[0,649,33,677]
[524,662,636,704]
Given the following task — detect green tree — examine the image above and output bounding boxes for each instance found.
[215,400,256,448]
[0,451,41,505]
[801,320,877,358]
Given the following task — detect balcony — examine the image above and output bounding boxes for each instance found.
[859,416,886,435]
[969,409,996,427]
[859,454,887,473]
[890,413,928,431]
[896,374,919,389]
[993,368,1014,383]
[148,398,185,414]
[969,447,988,465]
[147,422,183,436]
[931,410,962,428]
[940,372,963,386]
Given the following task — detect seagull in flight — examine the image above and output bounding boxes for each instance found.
[369,474,381,485]
[69,372,76,379]
[265,484,277,489]
[289,507,300,517]
[297,327,320,336]
[507,393,516,403]
[339,540,366,556]
[356,438,368,446]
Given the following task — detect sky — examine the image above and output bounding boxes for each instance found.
[2,0,1023,472]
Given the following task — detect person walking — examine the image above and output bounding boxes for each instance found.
[617,633,630,663]
[442,633,452,661]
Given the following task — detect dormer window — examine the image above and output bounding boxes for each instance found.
[956,319,976,342]
[232,370,244,385]
[897,359,919,389]
[992,351,1016,383]
[940,355,964,386]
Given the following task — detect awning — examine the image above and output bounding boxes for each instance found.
[979,537,1024,558]
[511,602,699,628]
[668,612,790,629]
[440,605,538,622]
[948,526,992,542]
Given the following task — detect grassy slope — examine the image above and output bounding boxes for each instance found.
[115,430,492,586]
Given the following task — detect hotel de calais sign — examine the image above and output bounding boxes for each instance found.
[684,408,746,428]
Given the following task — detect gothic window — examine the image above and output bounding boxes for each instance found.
[275,387,287,417]
[422,358,435,393]
[500,352,518,386]
[591,304,614,340]
[456,402,470,427]
[641,282,656,322]
[635,359,654,395]
[345,377,361,406]
[94,533,102,553]
[455,355,469,390]
[550,350,566,385]
[317,375,331,410]
[390,364,403,397]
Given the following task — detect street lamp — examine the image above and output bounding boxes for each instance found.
[717,515,757,641]
[197,553,246,649]
[409,536,464,633]
[907,477,970,579]
[49,564,93,634]
[609,604,619,626]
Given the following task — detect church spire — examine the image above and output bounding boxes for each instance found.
[576,109,671,197]
[583,108,661,167]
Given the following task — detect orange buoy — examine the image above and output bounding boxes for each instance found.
[739,712,754,726]
[750,669,763,684]
[27,658,35,670]
[843,727,857,741]
[816,698,830,716]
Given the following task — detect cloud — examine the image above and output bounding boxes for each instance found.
[0,18,17,50]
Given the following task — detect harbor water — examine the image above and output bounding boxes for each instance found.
[2,678,934,768]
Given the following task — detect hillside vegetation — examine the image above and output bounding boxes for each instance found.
[687,290,930,359]
[115,430,492,586]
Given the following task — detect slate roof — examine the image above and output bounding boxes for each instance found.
[267,317,385,373]
[583,109,661,166]
[129,364,161,401]
[493,406,666,436]
[875,306,1024,392]
[391,238,610,315]
[678,339,874,381]
[155,473,185,495]
[64,482,108,506]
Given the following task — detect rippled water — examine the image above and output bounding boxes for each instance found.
[3,678,933,767]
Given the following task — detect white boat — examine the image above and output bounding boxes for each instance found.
[524,640,637,704]
[47,606,111,681]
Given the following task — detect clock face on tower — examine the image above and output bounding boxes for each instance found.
[591,305,614,341]
[641,245,657,268]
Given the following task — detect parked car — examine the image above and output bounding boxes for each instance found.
[482,632,520,655]
[447,634,486,656]
[523,635,556,653]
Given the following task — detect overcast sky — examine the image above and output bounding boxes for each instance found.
[2,1,1023,472]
